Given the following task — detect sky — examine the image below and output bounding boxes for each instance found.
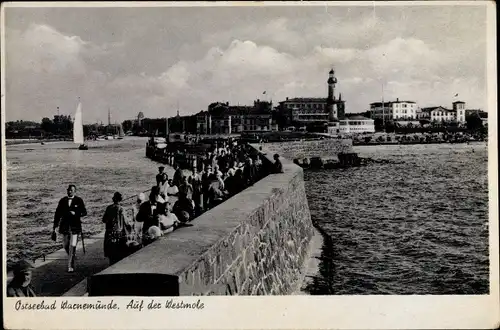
[3,3,489,124]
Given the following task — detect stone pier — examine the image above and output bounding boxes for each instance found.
[88,146,315,296]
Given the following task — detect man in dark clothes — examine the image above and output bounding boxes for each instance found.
[272,153,284,173]
[191,168,203,216]
[224,170,236,197]
[201,164,212,211]
[218,150,228,173]
[136,186,167,242]
[179,175,193,200]
[7,260,36,297]
[156,166,168,187]
[53,184,87,273]
[172,163,183,187]
[243,158,256,186]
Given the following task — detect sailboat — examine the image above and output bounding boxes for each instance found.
[74,100,88,150]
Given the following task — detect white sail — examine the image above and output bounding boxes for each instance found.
[73,102,84,144]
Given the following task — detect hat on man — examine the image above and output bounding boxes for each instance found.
[13,259,34,274]
[159,166,165,171]
[113,192,123,202]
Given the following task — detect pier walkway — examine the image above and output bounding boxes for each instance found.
[29,233,108,297]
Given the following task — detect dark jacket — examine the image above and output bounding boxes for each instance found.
[172,168,183,187]
[102,204,131,258]
[201,172,211,193]
[156,172,168,186]
[272,160,284,173]
[136,201,166,235]
[243,164,257,185]
[172,197,194,221]
[54,196,87,234]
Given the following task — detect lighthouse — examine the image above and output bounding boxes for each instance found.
[327,68,338,121]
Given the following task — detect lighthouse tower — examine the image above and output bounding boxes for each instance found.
[327,68,338,121]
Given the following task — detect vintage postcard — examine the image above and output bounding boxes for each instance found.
[1,1,498,329]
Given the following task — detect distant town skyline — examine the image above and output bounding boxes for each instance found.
[4,3,488,123]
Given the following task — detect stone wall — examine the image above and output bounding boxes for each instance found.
[88,148,314,296]
[261,138,353,161]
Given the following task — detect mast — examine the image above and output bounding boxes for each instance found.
[166,116,169,136]
[382,83,385,131]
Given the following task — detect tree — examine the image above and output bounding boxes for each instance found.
[466,113,483,132]
[419,119,430,127]
[122,120,133,132]
[374,118,384,131]
[41,117,54,135]
[385,120,395,133]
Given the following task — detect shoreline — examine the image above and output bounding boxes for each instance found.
[5,139,71,146]
[353,140,486,147]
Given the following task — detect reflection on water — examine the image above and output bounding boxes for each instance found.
[304,143,489,295]
[6,138,159,268]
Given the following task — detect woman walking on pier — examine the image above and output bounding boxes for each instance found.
[102,192,133,265]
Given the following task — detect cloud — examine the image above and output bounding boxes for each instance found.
[4,8,487,123]
[110,35,483,116]
[5,24,117,122]
[8,24,88,75]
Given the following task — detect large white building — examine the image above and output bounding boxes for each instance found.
[370,99,418,120]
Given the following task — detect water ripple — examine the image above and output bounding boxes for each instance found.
[304,143,489,295]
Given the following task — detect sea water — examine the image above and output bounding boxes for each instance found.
[303,143,489,294]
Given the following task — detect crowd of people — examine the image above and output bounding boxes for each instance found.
[103,140,284,265]
[7,141,284,296]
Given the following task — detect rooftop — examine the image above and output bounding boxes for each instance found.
[345,115,372,121]
[281,97,327,103]
[370,100,416,106]
[198,105,272,117]
[420,106,455,112]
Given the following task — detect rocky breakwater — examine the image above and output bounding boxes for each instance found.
[261,137,353,161]
[87,147,315,296]
[261,137,358,169]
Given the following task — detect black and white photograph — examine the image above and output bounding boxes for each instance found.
[2,1,498,329]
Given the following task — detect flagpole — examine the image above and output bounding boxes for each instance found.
[382,82,385,131]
